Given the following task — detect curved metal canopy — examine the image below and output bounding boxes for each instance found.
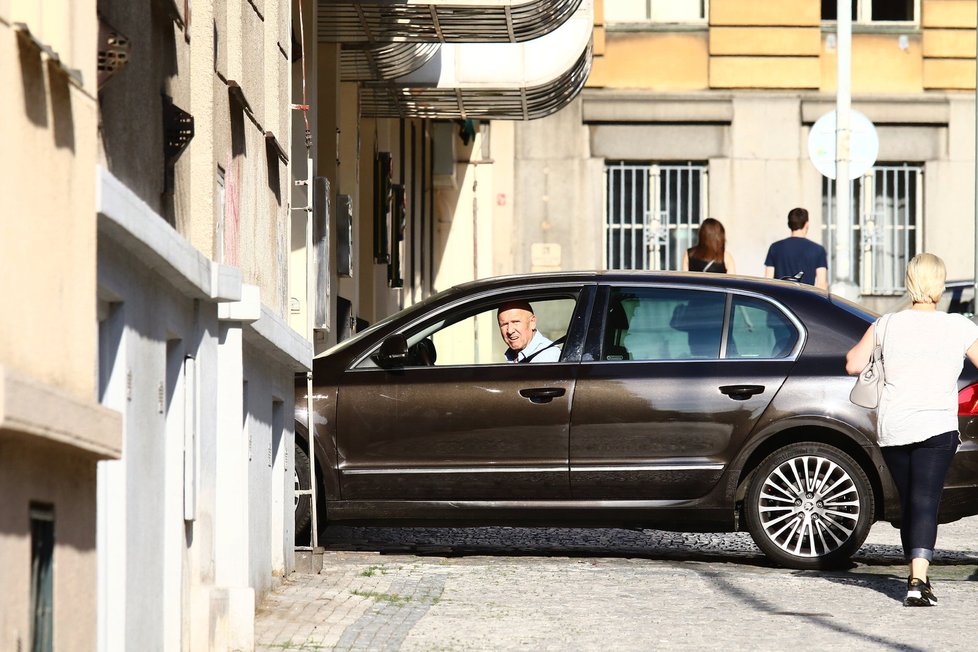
[356,0,593,119]
[340,43,440,81]
[318,0,583,43]
[360,43,591,119]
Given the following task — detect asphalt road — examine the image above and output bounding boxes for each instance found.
[256,518,978,650]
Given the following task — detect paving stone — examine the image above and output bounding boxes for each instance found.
[255,518,978,650]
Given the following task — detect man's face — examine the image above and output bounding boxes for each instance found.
[497,308,536,352]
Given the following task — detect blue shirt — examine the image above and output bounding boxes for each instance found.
[764,237,828,286]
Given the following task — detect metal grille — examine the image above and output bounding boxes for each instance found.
[821,163,922,295]
[604,162,707,270]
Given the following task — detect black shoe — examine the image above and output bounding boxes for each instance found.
[905,577,937,607]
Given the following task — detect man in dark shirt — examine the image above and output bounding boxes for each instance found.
[764,207,829,289]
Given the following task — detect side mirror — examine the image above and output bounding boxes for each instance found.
[376,334,409,368]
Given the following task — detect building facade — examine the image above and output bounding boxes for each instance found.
[493,0,978,312]
[4,0,309,649]
[4,0,596,648]
[95,0,308,648]
[1,2,122,650]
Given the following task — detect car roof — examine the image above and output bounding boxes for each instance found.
[447,270,829,297]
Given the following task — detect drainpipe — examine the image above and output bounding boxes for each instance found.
[306,371,317,549]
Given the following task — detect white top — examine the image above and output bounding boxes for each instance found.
[504,330,561,363]
[877,310,978,447]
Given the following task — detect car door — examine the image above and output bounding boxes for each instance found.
[335,285,593,501]
[569,284,801,500]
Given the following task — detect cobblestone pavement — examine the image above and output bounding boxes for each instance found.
[255,518,978,651]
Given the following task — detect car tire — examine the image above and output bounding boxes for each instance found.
[294,442,312,544]
[744,442,874,570]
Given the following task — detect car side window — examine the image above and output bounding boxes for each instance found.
[603,287,725,361]
[726,295,798,359]
[355,295,578,368]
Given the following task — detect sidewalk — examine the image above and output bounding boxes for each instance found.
[256,518,978,651]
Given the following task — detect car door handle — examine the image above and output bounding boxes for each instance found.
[719,384,765,400]
[519,387,566,404]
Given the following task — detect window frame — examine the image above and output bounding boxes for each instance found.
[604,0,709,27]
[820,0,920,27]
[350,283,596,369]
[586,283,806,363]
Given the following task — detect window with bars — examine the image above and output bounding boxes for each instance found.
[821,163,922,295]
[604,162,707,271]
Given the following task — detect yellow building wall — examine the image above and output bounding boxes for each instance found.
[711,0,819,26]
[924,0,978,28]
[922,0,976,89]
[821,33,925,93]
[589,0,977,93]
[711,27,821,56]
[587,31,708,90]
[711,56,820,89]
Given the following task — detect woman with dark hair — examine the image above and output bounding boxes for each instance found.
[682,217,736,274]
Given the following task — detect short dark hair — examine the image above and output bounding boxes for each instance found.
[787,207,809,231]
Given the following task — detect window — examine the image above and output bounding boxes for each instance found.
[603,287,725,361]
[30,503,54,652]
[821,0,916,23]
[356,293,579,368]
[821,163,922,294]
[727,296,799,359]
[605,162,707,271]
[605,0,707,23]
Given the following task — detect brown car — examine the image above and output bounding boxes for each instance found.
[295,272,978,569]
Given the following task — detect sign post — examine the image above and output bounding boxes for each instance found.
[808,107,879,299]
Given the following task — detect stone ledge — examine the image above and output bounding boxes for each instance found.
[0,365,122,459]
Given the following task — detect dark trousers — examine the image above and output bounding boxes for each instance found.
[881,430,959,562]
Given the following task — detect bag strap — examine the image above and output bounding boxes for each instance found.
[702,260,714,272]
[875,313,891,348]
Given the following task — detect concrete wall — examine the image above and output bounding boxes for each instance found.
[0,2,122,651]
[98,166,310,649]
[94,0,309,647]
[0,1,98,400]
[0,439,99,652]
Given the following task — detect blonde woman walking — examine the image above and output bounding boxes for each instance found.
[846,253,978,606]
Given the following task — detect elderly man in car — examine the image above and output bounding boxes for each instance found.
[497,300,561,363]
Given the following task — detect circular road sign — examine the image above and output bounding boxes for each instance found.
[808,109,879,180]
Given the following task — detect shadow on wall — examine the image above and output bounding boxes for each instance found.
[18,33,49,128]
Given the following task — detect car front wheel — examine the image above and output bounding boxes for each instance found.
[744,442,874,569]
